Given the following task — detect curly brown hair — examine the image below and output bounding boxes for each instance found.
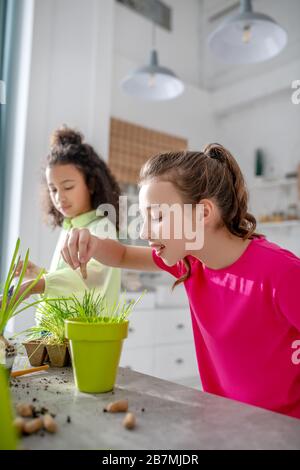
[139,143,259,289]
[42,126,121,230]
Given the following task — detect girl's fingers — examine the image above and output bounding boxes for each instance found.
[78,229,91,264]
[15,260,24,276]
[60,248,69,266]
[80,263,87,279]
[67,229,81,268]
[61,229,92,272]
[61,232,76,269]
[85,240,94,262]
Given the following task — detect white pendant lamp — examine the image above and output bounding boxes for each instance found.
[121,24,184,101]
[208,0,288,64]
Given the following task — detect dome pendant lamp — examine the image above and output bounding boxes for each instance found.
[121,23,184,101]
[208,0,288,64]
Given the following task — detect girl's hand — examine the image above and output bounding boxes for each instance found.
[61,228,98,275]
[0,278,45,308]
[19,278,45,298]
[61,228,158,273]
[14,260,44,280]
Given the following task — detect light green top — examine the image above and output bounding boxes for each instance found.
[43,210,121,306]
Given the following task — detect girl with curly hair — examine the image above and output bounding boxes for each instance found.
[14,126,121,305]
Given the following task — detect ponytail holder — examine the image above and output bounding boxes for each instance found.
[209,152,225,163]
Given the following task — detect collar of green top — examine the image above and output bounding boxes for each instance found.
[63,209,104,230]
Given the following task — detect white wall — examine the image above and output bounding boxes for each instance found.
[211,57,300,180]
[112,0,216,151]
[112,54,216,150]
[213,58,300,255]
[114,0,203,88]
[9,0,116,332]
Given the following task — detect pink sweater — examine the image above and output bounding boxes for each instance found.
[152,237,300,419]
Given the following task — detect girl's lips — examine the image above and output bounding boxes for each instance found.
[150,244,166,256]
[156,246,165,257]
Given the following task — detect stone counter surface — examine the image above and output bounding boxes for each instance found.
[10,366,300,450]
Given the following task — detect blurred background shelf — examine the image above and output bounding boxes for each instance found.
[258,220,300,229]
[251,177,298,189]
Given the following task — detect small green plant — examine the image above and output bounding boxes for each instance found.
[0,239,45,338]
[65,290,146,392]
[23,298,72,345]
[69,290,145,324]
[22,290,145,349]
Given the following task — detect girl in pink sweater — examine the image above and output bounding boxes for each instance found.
[62,143,300,419]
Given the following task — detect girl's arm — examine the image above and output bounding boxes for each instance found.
[14,260,46,280]
[61,228,159,272]
[0,278,46,306]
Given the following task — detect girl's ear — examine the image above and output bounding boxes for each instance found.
[199,199,215,223]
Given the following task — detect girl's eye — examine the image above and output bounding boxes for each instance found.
[65,187,74,191]
[50,188,57,194]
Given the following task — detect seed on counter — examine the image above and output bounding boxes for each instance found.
[105,399,128,413]
[123,412,136,430]
[43,414,58,433]
[66,416,71,423]
[40,407,49,415]
[16,403,33,418]
[14,417,25,434]
[23,417,43,435]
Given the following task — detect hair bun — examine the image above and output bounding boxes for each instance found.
[50,126,83,148]
[203,143,226,163]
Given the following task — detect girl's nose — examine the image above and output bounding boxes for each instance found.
[56,190,66,203]
[140,221,150,241]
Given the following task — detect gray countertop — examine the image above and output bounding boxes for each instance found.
[11,366,300,450]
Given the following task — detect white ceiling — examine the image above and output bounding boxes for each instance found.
[200,0,300,90]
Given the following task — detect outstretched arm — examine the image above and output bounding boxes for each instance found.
[61,228,159,273]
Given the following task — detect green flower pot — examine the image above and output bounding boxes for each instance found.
[65,319,128,393]
[0,365,18,450]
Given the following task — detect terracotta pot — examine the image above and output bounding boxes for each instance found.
[46,343,70,367]
[23,340,48,367]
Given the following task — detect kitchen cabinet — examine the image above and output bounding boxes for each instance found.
[120,290,199,386]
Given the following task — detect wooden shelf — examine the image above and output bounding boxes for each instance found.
[249,178,298,189]
[251,177,298,189]
[258,220,300,229]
